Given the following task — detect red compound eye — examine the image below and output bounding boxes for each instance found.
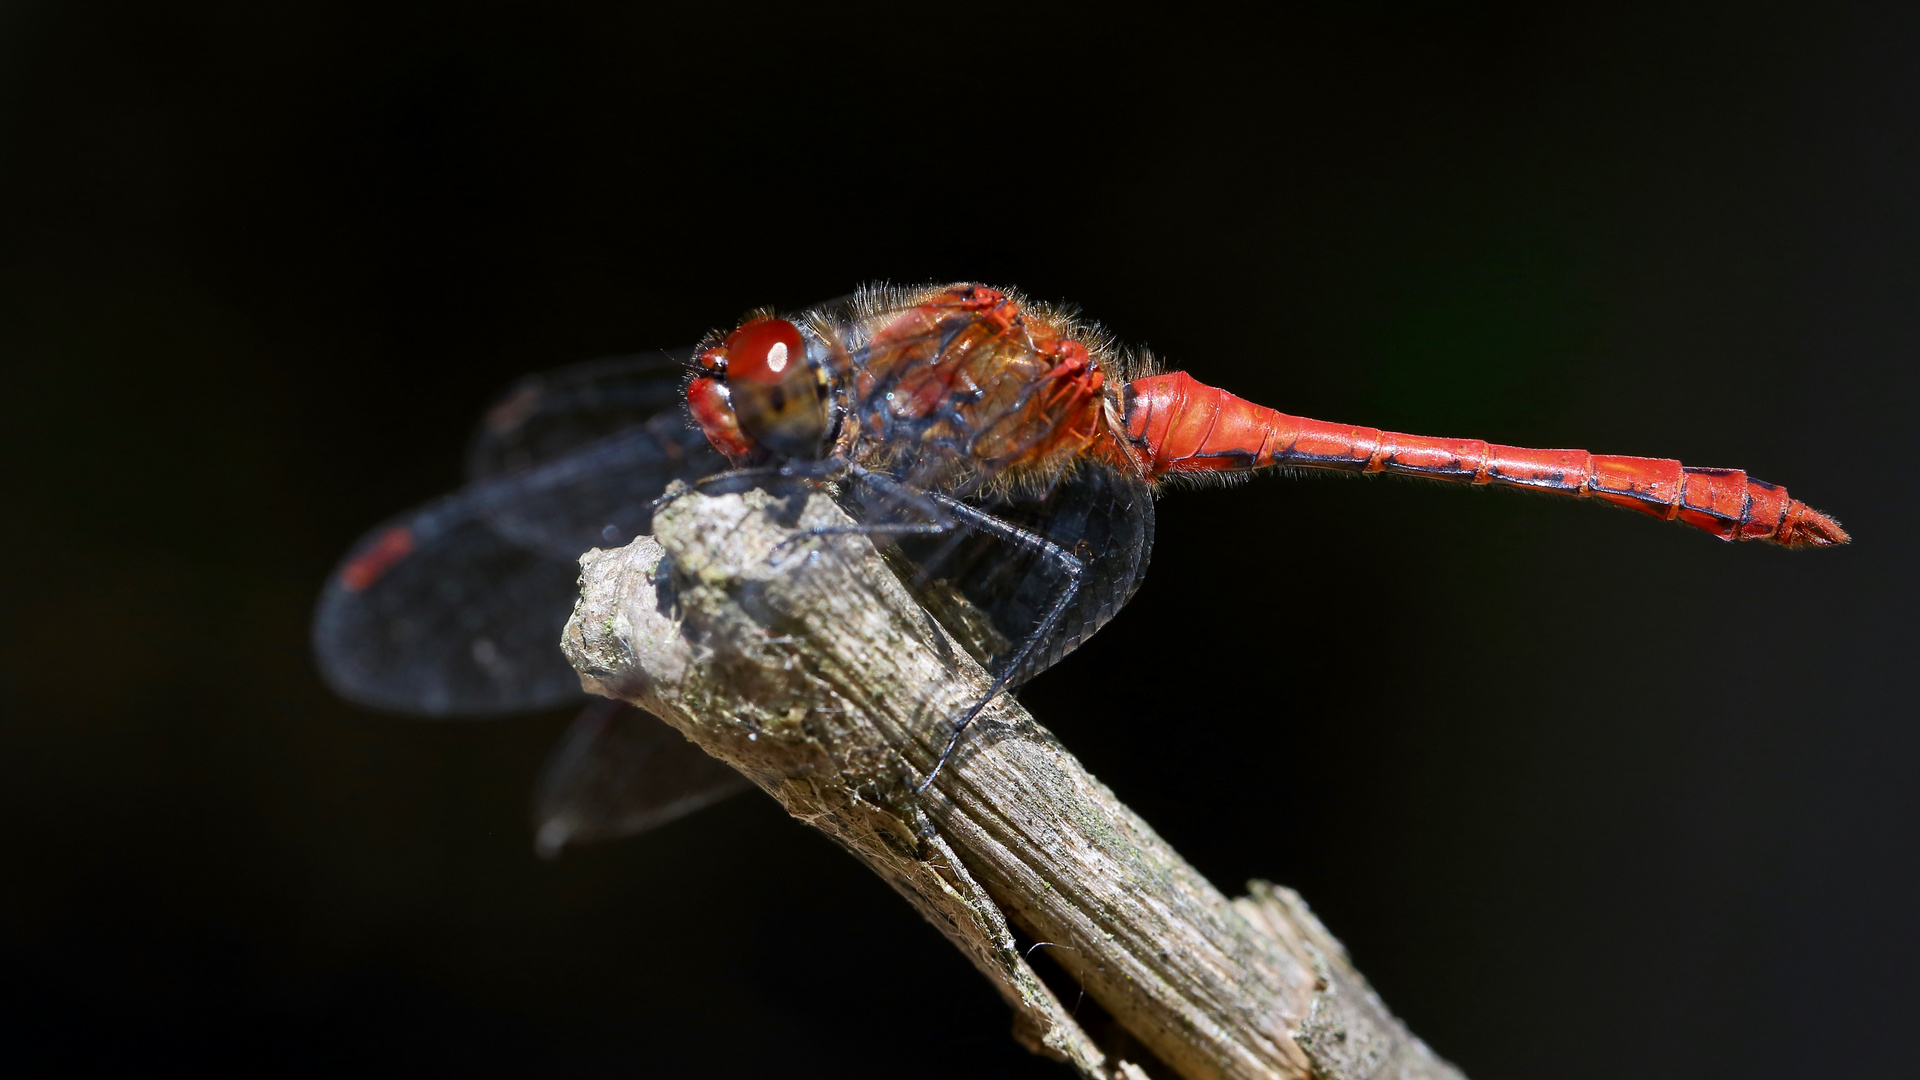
[722,318,805,386]
[714,316,828,457]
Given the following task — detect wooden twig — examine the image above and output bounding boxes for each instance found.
[561,487,1466,1080]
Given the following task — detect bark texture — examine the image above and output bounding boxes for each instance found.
[561,487,1465,1080]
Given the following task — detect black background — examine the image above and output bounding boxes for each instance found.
[3,2,1915,1077]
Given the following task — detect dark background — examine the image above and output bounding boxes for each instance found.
[3,2,1914,1077]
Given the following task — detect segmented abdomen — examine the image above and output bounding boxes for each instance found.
[1126,371,1848,548]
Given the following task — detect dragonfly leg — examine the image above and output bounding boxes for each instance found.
[912,491,1084,794]
[652,459,843,515]
[769,464,957,554]
[754,465,1088,791]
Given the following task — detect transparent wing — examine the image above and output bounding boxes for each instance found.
[467,416,727,559]
[462,350,730,557]
[466,348,698,481]
[531,698,752,858]
[874,459,1156,689]
[312,483,587,715]
[314,394,725,716]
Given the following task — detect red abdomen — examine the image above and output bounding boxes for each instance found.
[1124,371,1847,548]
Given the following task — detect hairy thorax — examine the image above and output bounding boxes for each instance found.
[826,283,1148,498]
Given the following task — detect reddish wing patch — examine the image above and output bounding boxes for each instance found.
[341,526,415,592]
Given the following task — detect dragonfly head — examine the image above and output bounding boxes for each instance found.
[688,316,832,460]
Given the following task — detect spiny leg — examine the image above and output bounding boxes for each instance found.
[755,466,1088,791]
[767,465,957,558]
[912,491,1084,794]
[652,459,844,522]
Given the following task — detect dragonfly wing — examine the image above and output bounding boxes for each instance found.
[466,418,729,559]
[315,414,732,715]
[532,698,752,858]
[466,349,698,481]
[317,343,734,717]
[876,459,1156,688]
[464,350,731,558]
[313,481,590,716]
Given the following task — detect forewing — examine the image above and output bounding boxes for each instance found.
[531,698,752,858]
[315,410,735,715]
[313,481,590,716]
[466,349,698,480]
[467,417,728,559]
[464,351,730,557]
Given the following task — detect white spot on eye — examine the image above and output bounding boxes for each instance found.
[765,341,789,373]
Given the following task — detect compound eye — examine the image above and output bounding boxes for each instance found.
[719,317,828,457]
[723,318,805,387]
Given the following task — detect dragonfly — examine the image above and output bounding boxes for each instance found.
[313,282,1848,855]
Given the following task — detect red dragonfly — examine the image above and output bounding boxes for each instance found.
[314,283,1847,853]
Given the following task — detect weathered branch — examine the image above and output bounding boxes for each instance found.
[561,488,1465,1080]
